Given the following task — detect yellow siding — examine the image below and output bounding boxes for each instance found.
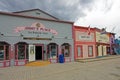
[103,46,107,56]
[98,45,102,56]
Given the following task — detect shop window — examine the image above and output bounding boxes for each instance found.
[77,46,83,57]
[15,42,28,60]
[18,44,25,59]
[0,45,4,60]
[47,43,58,59]
[88,46,93,57]
[5,46,9,60]
[0,42,9,60]
[61,43,70,57]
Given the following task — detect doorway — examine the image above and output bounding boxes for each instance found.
[35,46,43,60]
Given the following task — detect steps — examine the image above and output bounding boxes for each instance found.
[25,61,50,66]
[76,55,120,63]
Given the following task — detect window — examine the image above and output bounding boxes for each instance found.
[51,45,57,58]
[0,42,9,60]
[88,46,93,57]
[47,43,58,59]
[5,46,9,60]
[61,43,70,57]
[15,42,28,60]
[77,46,83,57]
[18,44,25,59]
[0,46,4,60]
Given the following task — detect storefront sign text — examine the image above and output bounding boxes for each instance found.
[14,22,58,35]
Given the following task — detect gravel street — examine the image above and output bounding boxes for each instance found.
[0,58,120,80]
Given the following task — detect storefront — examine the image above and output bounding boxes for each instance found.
[95,29,110,57]
[0,9,74,67]
[74,26,96,59]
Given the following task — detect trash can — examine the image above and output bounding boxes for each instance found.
[59,54,64,63]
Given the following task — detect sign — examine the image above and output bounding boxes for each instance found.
[79,35,92,41]
[96,32,109,43]
[14,22,58,35]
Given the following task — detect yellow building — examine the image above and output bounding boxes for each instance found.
[95,29,110,57]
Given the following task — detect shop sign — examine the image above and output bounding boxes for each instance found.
[14,22,58,35]
[96,32,109,43]
[79,35,92,41]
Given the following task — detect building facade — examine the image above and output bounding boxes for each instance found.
[74,26,96,59]
[109,33,116,55]
[74,26,116,60]
[0,9,74,67]
[95,28,112,57]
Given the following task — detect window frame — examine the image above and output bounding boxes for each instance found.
[0,42,10,61]
[61,43,71,57]
[77,45,83,57]
[88,45,93,57]
[47,43,58,59]
[15,42,27,60]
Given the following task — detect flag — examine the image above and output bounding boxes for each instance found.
[87,25,90,35]
[101,27,107,34]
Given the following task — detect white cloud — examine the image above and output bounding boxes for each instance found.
[0,0,120,38]
[75,0,120,38]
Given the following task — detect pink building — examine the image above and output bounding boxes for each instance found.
[73,26,96,60]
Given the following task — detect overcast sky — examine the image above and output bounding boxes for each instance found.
[0,0,120,38]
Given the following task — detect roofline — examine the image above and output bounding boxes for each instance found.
[0,11,73,24]
[74,25,95,30]
[13,8,59,20]
[74,26,116,35]
[107,32,116,35]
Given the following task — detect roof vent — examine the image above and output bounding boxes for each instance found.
[36,12,40,15]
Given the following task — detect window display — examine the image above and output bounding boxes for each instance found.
[47,43,58,59]
[15,42,28,60]
[0,42,9,60]
[0,50,4,60]
[18,44,25,59]
[61,43,70,57]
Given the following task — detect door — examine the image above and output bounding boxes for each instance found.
[35,46,43,60]
[29,45,35,62]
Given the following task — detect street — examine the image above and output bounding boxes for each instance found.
[0,58,120,80]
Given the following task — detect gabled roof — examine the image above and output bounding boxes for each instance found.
[0,10,73,24]
[13,8,59,20]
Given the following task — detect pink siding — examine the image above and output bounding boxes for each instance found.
[74,26,96,59]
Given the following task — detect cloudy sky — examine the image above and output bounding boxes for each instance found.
[0,0,120,38]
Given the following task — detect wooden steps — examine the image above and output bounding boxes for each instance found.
[25,61,50,66]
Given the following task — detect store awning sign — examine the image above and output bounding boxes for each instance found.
[14,22,58,35]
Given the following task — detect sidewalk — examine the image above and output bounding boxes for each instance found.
[76,55,120,62]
